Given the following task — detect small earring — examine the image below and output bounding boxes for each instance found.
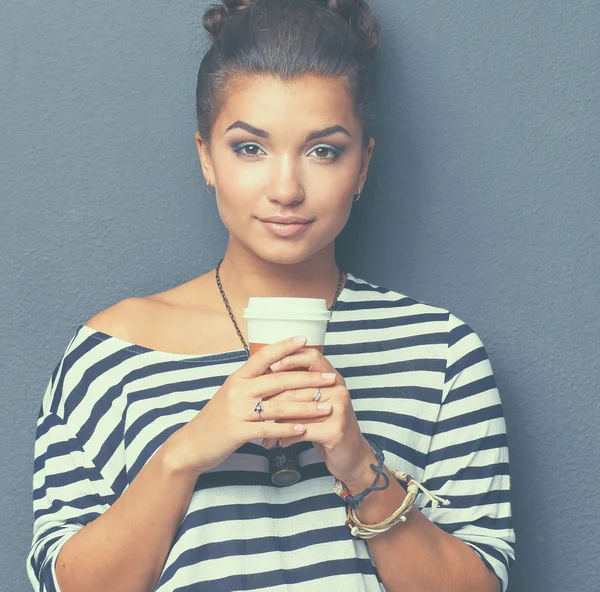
[206,181,216,195]
[353,188,362,203]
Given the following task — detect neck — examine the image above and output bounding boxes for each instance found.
[215,243,345,311]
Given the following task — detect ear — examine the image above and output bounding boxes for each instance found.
[357,136,375,191]
[195,131,215,184]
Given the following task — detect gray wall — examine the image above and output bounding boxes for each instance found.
[2,1,598,590]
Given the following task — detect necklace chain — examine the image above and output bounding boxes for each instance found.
[215,257,346,356]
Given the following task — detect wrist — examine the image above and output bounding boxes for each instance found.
[161,424,206,480]
[341,438,379,495]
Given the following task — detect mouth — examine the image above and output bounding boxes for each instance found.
[258,218,313,238]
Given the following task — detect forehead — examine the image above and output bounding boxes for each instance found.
[216,74,355,134]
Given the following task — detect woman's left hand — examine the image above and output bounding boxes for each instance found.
[261,348,373,485]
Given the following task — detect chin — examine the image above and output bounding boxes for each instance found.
[253,241,328,266]
[259,250,314,266]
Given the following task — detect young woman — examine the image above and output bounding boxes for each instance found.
[27,1,515,591]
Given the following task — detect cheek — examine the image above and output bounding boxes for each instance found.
[214,177,257,223]
[313,190,354,233]
[310,156,358,190]
[212,152,261,212]
[309,160,358,208]
[328,202,353,239]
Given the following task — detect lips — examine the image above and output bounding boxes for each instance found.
[259,216,312,224]
[259,218,313,238]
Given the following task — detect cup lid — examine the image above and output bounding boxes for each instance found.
[242,297,331,321]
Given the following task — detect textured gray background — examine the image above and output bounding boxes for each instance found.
[2,1,598,590]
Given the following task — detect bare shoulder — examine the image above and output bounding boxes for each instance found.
[81,273,236,354]
[84,297,150,343]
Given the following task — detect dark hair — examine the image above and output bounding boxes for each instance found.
[197,0,381,150]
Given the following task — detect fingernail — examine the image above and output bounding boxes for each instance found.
[270,360,281,371]
[322,372,336,379]
[293,336,307,344]
[317,402,331,411]
[294,424,306,432]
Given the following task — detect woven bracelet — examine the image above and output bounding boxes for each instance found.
[333,438,389,511]
[344,470,451,539]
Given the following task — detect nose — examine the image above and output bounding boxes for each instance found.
[266,156,305,206]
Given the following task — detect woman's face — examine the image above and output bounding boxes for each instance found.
[196,74,375,265]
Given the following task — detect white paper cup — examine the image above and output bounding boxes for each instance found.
[242,297,331,354]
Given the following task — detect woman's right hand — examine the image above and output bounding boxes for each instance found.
[165,335,337,477]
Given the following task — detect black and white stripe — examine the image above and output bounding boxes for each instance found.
[27,273,515,591]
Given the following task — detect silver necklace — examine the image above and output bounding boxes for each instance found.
[215,257,346,356]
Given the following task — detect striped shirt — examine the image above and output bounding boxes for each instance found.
[27,272,515,591]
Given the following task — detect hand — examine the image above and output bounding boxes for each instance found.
[262,347,374,485]
[166,336,339,477]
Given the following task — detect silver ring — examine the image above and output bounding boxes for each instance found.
[313,388,322,402]
[254,399,265,421]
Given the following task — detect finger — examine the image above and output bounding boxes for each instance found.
[261,405,332,449]
[251,421,308,442]
[279,422,331,448]
[236,336,308,379]
[256,400,332,422]
[271,415,330,424]
[264,386,332,403]
[261,415,328,449]
[279,435,305,447]
[270,348,326,373]
[260,385,333,449]
[247,370,337,400]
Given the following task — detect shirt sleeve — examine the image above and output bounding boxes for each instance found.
[419,313,516,592]
[26,330,124,591]
[26,410,119,591]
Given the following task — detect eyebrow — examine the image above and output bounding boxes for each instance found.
[224,120,352,141]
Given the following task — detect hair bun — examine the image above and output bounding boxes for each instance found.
[325,0,380,52]
[202,1,255,42]
[203,0,380,52]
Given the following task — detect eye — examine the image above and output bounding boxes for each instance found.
[233,143,266,160]
[232,143,343,163]
[309,145,343,162]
